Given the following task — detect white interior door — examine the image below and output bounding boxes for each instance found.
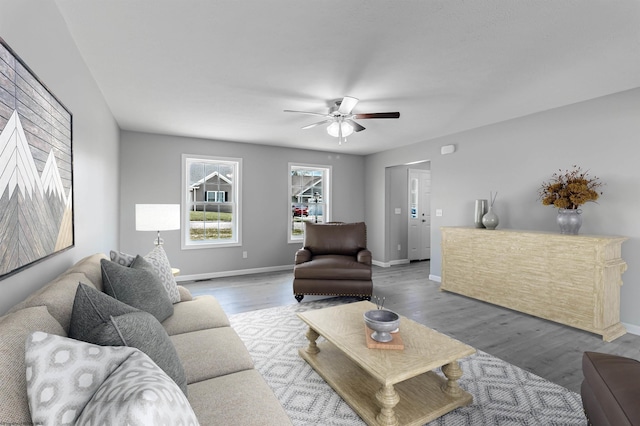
[408,169,431,261]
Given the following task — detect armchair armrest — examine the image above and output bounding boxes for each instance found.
[295,248,312,265]
[357,249,372,266]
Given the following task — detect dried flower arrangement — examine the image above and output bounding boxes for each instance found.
[538,166,603,209]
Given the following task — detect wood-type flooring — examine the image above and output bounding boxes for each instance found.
[183,260,640,393]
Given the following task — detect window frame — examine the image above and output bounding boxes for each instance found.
[288,162,332,244]
[205,190,226,203]
[182,154,242,249]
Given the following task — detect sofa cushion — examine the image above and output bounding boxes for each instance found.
[582,351,640,426]
[188,369,292,426]
[0,306,65,426]
[304,222,367,256]
[101,257,174,322]
[110,245,181,303]
[171,327,254,384]
[25,332,197,426]
[293,254,372,280]
[162,295,230,336]
[69,284,187,395]
[66,253,108,291]
[7,272,91,333]
[177,285,193,302]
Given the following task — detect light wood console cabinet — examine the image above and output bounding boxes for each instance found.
[440,227,628,341]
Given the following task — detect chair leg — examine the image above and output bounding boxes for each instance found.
[295,294,304,303]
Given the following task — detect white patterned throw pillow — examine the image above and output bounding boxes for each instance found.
[110,245,180,303]
[25,332,199,426]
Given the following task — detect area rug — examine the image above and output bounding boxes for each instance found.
[229,299,587,425]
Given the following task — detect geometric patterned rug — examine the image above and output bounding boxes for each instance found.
[229,298,587,426]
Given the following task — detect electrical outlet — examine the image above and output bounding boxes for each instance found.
[397,244,401,251]
[242,251,248,259]
[435,209,443,217]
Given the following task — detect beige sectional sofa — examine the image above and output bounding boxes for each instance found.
[0,253,292,425]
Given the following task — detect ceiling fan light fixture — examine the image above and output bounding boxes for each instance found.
[327,121,354,138]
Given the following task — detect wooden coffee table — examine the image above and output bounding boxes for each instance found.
[297,301,476,426]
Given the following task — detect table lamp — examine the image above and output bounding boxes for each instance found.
[135,204,180,246]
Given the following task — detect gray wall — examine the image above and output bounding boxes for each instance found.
[365,88,640,328]
[0,1,120,314]
[118,131,365,279]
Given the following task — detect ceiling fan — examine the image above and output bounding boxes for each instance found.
[284,96,400,145]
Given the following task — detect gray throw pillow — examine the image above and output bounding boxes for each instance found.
[101,257,174,322]
[69,283,138,339]
[110,246,181,304]
[69,283,187,395]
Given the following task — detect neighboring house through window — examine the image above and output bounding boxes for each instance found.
[289,163,331,242]
[183,154,241,248]
[206,191,226,203]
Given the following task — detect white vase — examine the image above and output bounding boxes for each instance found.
[482,207,499,230]
[474,199,488,228]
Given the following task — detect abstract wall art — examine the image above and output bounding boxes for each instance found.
[0,37,74,279]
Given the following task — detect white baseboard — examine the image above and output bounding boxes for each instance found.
[623,322,640,336]
[429,274,441,283]
[372,259,410,268]
[175,264,293,283]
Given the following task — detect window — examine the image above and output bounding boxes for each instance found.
[206,191,226,203]
[289,163,331,242]
[182,155,241,248]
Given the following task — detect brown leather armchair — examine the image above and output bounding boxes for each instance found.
[293,222,373,302]
[581,351,640,425]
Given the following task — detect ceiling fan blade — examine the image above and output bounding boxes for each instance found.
[346,119,365,132]
[338,96,359,114]
[353,112,400,119]
[301,119,332,130]
[284,110,329,117]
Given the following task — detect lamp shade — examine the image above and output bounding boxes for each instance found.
[135,204,181,231]
[327,121,354,138]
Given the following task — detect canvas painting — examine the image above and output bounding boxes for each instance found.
[0,38,74,279]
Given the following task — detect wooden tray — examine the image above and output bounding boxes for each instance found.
[365,326,404,350]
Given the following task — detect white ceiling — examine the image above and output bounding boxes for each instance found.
[55,0,640,155]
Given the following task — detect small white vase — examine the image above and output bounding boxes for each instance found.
[482,207,499,230]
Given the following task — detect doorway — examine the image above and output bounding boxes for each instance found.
[384,161,431,265]
[408,169,431,261]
